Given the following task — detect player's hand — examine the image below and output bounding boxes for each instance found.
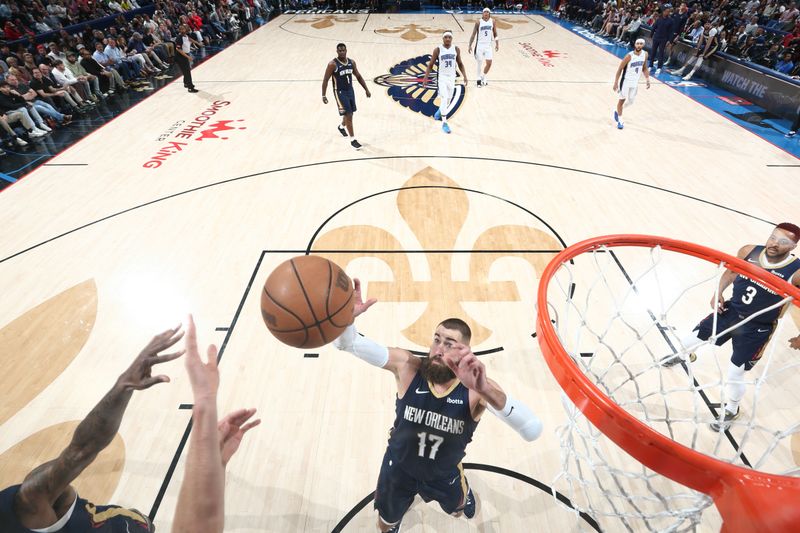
[322,96,328,104]
[710,294,727,313]
[422,77,429,88]
[446,345,488,393]
[184,314,220,401]
[365,89,371,98]
[789,336,800,350]
[646,79,651,89]
[468,45,473,54]
[116,325,185,391]
[495,42,499,52]
[352,278,377,319]
[613,83,619,92]
[218,408,261,467]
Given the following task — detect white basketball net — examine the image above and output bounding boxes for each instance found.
[543,244,800,532]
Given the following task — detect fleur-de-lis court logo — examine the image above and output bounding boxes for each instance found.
[294,15,358,29]
[374,55,465,119]
[375,23,450,42]
[464,16,529,31]
[313,167,562,347]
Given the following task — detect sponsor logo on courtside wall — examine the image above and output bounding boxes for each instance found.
[143,101,246,169]
[571,26,613,46]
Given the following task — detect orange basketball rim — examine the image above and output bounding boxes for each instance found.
[535,235,800,532]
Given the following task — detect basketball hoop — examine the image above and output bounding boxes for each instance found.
[536,235,800,532]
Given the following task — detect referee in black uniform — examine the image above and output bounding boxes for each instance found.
[174,24,199,93]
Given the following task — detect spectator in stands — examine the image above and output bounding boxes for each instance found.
[29,67,84,112]
[117,35,158,74]
[775,50,795,72]
[79,46,126,93]
[127,32,169,71]
[784,23,800,47]
[4,21,23,41]
[0,113,33,148]
[51,59,99,102]
[650,5,673,73]
[6,58,31,82]
[762,0,780,23]
[786,107,799,137]
[47,42,68,64]
[745,15,760,34]
[96,40,134,80]
[64,50,105,98]
[0,81,51,136]
[5,73,70,126]
[780,1,799,30]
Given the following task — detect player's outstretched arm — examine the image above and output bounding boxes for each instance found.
[14,326,185,529]
[321,61,334,104]
[446,346,542,441]
[352,60,371,97]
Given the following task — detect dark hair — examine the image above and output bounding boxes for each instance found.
[776,222,800,242]
[336,42,346,49]
[437,318,471,344]
[53,59,63,65]
[0,81,9,87]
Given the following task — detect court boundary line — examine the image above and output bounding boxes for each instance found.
[0,155,776,266]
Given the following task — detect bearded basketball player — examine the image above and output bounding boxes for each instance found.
[333,279,542,532]
[422,31,467,134]
[468,8,499,87]
[322,42,371,150]
[612,38,650,130]
[661,223,800,430]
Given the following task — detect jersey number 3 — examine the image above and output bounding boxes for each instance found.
[417,431,444,460]
[741,286,757,305]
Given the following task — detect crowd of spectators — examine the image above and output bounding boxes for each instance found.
[559,0,800,77]
[0,0,274,157]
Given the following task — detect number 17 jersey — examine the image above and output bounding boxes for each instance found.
[387,370,479,482]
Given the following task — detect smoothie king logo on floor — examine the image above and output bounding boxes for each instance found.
[518,42,567,66]
[143,100,246,169]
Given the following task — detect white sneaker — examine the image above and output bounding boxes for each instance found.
[38,123,52,132]
[29,129,47,138]
[655,68,661,75]
[15,137,28,146]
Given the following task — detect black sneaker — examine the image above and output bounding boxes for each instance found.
[660,352,697,367]
[337,124,347,137]
[476,80,482,87]
[463,488,476,519]
[787,131,797,138]
[351,139,362,149]
[188,87,199,93]
[710,407,740,431]
[385,520,402,532]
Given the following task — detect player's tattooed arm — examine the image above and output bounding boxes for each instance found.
[14,327,185,528]
[321,61,335,104]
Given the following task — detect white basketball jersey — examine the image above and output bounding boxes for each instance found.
[477,18,494,46]
[624,50,646,85]
[438,44,457,78]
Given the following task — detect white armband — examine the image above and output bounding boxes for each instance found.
[488,394,543,442]
[332,324,389,368]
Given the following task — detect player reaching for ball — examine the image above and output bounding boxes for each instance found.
[332,279,543,532]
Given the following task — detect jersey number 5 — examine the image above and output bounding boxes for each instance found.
[741,286,757,305]
[417,431,444,460]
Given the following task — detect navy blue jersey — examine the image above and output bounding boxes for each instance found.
[387,370,478,482]
[331,58,354,93]
[0,485,152,532]
[729,246,800,324]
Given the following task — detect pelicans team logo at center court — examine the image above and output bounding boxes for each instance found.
[374,55,465,120]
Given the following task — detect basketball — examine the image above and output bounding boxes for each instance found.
[260,256,354,349]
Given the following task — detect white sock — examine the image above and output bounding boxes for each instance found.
[476,61,482,81]
[724,362,746,415]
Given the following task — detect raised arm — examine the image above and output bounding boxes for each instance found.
[613,54,631,91]
[494,22,499,51]
[468,21,478,52]
[422,46,439,87]
[332,279,419,383]
[352,59,371,97]
[14,327,185,529]
[321,60,335,104]
[446,347,542,441]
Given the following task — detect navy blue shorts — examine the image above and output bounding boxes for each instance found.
[374,450,469,525]
[693,302,775,371]
[335,90,356,115]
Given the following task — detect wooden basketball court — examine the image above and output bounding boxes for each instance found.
[1,13,798,532]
